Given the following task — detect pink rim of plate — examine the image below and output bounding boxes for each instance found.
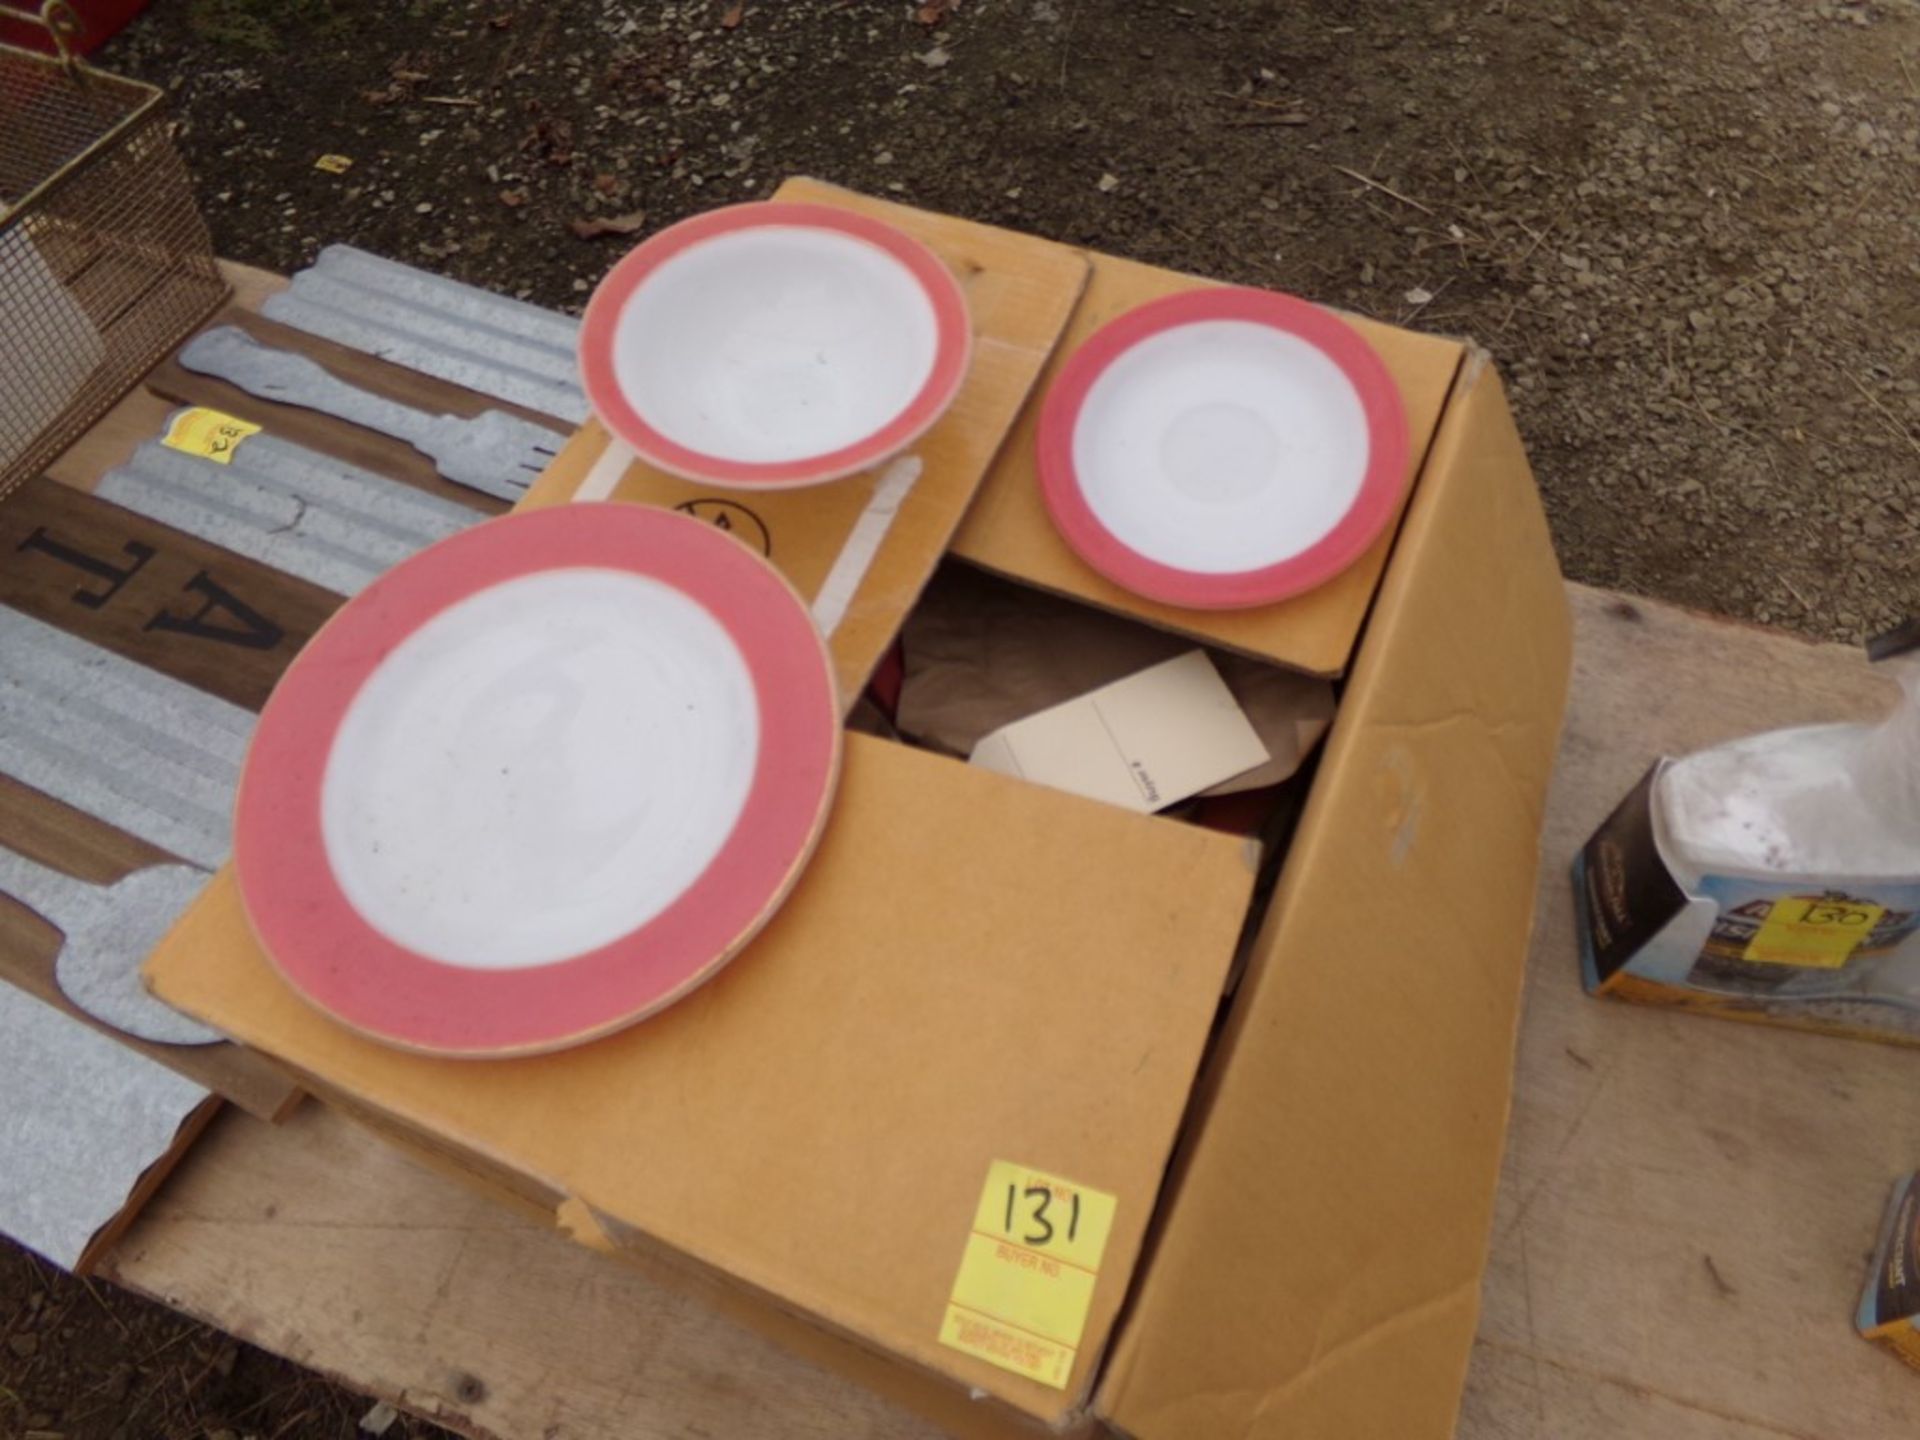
[578,201,973,489]
[1036,287,1411,610]
[232,504,842,1058]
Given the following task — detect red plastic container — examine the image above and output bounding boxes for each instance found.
[0,0,151,56]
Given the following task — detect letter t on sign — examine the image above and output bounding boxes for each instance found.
[15,527,156,610]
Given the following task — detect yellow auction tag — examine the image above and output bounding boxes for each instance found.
[1744,894,1885,968]
[939,1160,1117,1390]
[162,407,261,465]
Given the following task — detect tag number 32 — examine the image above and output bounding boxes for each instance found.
[1005,1183,1081,1247]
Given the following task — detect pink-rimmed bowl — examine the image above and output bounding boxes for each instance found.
[579,201,971,489]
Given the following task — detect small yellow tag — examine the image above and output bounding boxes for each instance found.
[162,407,261,465]
[1744,894,1885,968]
[939,1160,1117,1390]
[314,153,355,174]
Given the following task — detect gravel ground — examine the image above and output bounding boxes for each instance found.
[5,1,1919,1437]
[110,0,1920,640]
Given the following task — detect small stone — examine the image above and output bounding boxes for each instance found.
[359,1399,401,1436]
[1404,286,1434,305]
[571,277,590,292]
[918,45,952,68]
[1096,172,1120,193]
[414,201,433,214]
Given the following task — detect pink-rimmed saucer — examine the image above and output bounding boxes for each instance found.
[1037,287,1409,610]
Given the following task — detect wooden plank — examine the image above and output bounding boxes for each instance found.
[0,772,299,1123]
[219,259,290,313]
[72,1094,223,1275]
[106,1104,945,1440]
[1459,585,1919,1438]
[1461,1342,1785,1440]
[0,474,338,712]
[0,480,324,1116]
[3,259,306,1126]
[143,308,528,517]
[104,581,1920,1439]
[40,386,182,496]
[37,263,287,497]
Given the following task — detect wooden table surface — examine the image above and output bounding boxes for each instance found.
[93,582,1920,1439]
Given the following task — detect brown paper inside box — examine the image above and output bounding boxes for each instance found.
[147,185,1573,1440]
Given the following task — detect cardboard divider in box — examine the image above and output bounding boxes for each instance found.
[147,736,1258,1433]
[516,177,1092,711]
[953,249,1465,679]
[145,186,1573,1439]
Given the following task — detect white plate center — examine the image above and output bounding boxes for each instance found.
[1071,318,1372,574]
[612,226,939,464]
[321,568,761,971]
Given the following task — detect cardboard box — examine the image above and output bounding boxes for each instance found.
[147,193,1571,1439]
[1860,1173,1920,1371]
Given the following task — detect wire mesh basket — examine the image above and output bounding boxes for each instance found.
[0,0,227,499]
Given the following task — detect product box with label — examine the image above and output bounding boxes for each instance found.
[146,185,1572,1440]
[1575,764,1920,1047]
[1860,1173,1920,1371]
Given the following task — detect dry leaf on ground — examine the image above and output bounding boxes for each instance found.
[569,210,649,238]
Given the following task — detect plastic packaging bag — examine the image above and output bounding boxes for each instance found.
[1653,624,1920,1005]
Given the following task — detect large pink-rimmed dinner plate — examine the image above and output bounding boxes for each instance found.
[233,504,841,1058]
[1036,287,1410,610]
[579,201,972,489]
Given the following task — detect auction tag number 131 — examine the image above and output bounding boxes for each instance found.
[939,1159,1118,1390]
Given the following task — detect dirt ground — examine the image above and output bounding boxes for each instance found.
[4,0,1919,1436]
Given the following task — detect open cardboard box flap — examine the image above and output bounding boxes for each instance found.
[1099,355,1572,1439]
[147,736,1258,1427]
